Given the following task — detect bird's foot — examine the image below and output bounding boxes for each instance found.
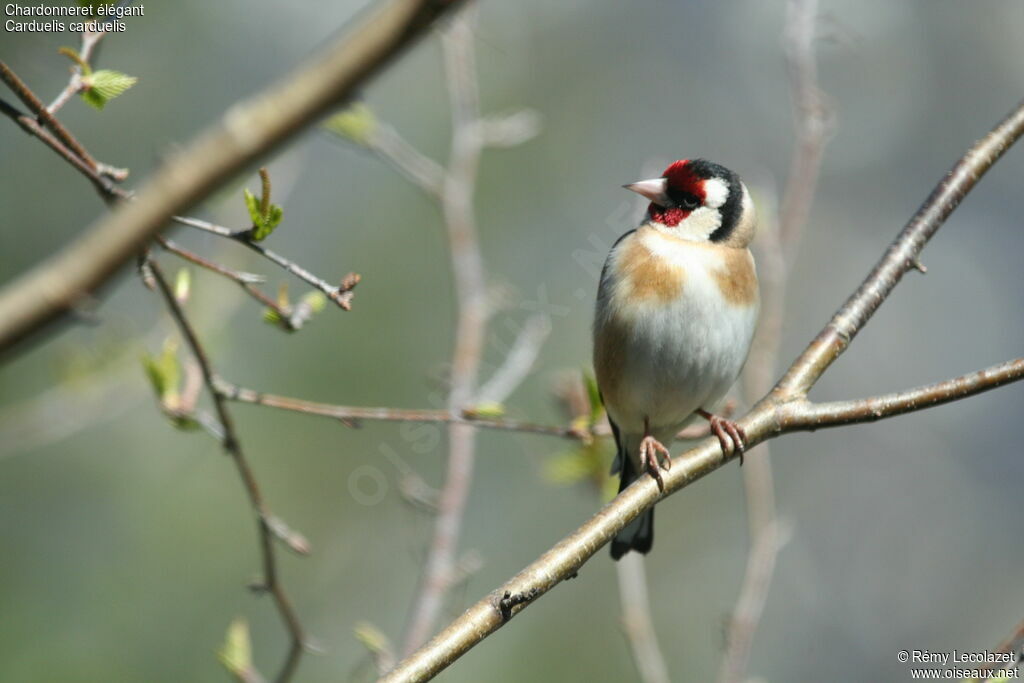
[698,409,747,465]
[639,435,672,492]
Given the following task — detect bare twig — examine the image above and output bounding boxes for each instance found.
[719,1,831,680]
[170,215,358,312]
[716,520,791,683]
[367,123,447,197]
[154,235,320,330]
[401,7,493,655]
[778,0,834,253]
[475,314,550,405]
[0,96,118,199]
[47,30,106,115]
[381,96,1024,683]
[155,236,264,283]
[616,554,671,683]
[147,260,305,682]
[0,61,98,170]
[218,379,579,438]
[0,0,468,353]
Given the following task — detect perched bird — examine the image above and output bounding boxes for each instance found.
[593,159,759,559]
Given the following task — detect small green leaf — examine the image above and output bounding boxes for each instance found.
[300,291,327,314]
[324,103,377,146]
[141,340,180,403]
[243,188,262,226]
[81,89,106,110]
[354,621,391,654]
[243,188,283,241]
[174,268,191,303]
[80,69,137,110]
[218,618,254,681]
[582,370,604,425]
[266,204,283,229]
[262,307,283,326]
[464,402,506,419]
[170,415,201,431]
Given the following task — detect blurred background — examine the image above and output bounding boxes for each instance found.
[2,1,1024,681]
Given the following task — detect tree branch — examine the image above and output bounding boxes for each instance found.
[381,96,1024,683]
[719,1,831,679]
[0,0,466,353]
[217,379,580,438]
[782,357,1024,429]
[147,259,306,682]
[170,215,359,312]
[400,7,492,655]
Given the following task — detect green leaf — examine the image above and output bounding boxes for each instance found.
[262,307,283,326]
[324,103,376,146]
[300,291,327,314]
[141,340,180,403]
[170,415,201,431]
[242,188,262,226]
[89,70,137,99]
[464,401,506,419]
[81,89,106,110]
[243,188,283,241]
[174,268,191,302]
[80,70,137,110]
[582,369,604,425]
[268,204,283,228]
[353,621,391,654]
[218,619,254,681]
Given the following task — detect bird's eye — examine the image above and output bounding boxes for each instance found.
[678,194,700,210]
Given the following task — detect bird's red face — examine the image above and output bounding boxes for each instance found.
[647,160,705,227]
[624,158,752,245]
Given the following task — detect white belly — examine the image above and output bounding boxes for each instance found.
[593,230,758,439]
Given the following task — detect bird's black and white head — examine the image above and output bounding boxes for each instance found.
[624,159,756,248]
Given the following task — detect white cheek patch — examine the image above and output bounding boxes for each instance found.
[677,207,722,241]
[703,178,729,209]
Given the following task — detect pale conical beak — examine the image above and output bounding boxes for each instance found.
[623,177,670,207]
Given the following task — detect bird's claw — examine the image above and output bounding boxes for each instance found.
[639,435,672,492]
[705,413,747,465]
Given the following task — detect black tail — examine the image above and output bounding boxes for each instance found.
[610,437,654,560]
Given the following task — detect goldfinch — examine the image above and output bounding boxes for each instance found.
[593,159,759,559]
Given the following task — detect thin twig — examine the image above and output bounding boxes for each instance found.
[0,60,98,170]
[381,96,1024,683]
[719,1,831,680]
[0,96,118,199]
[616,554,671,683]
[47,30,105,115]
[218,379,579,438]
[475,314,550,405]
[367,123,446,197]
[147,259,305,682]
[154,235,315,330]
[170,215,357,312]
[399,5,489,658]
[716,520,791,683]
[778,0,834,254]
